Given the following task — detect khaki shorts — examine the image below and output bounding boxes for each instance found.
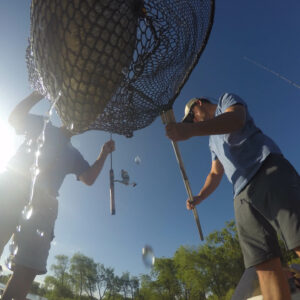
[234,154,300,268]
[8,191,58,275]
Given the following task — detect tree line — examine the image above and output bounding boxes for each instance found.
[0,220,298,300]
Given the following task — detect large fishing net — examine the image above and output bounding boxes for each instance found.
[27,0,215,137]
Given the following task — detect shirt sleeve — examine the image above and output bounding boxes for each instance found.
[220,93,246,113]
[209,139,218,161]
[211,150,218,161]
[70,149,90,180]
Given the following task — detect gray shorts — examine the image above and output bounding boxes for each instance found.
[234,154,300,268]
[9,191,58,275]
[0,173,30,249]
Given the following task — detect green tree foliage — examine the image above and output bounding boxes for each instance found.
[95,263,114,300]
[139,274,163,300]
[173,246,207,299]
[198,220,244,298]
[128,276,139,299]
[70,252,98,299]
[51,255,70,288]
[150,257,181,300]
[22,220,300,300]
[140,220,245,300]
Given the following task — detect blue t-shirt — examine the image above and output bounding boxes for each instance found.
[8,114,90,197]
[209,93,281,197]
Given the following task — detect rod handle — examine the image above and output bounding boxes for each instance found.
[110,169,115,215]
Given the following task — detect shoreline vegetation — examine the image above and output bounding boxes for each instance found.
[0,220,298,300]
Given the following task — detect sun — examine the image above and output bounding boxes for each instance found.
[0,119,18,173]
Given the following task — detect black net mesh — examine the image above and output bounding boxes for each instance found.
[27,0,214,137]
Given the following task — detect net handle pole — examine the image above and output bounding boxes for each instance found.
[109,133,115,215]
[161,109,204,241]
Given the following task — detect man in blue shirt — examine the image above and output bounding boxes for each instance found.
[166,93,300,300]
[1,91,115,299]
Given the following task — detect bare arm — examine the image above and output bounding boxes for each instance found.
[187,159,224,210]
[8,91,44,132]
[79,140,115,186]
[190,104,246,136]
[166,104,246,141]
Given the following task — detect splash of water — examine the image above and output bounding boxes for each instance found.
[134,155,141,165]
[142,245,155,268]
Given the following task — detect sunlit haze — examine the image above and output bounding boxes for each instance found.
[0,119,18,173]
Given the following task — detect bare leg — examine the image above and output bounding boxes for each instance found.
[2,265,37,300]
[255,257,291,300]
[294,246,300,257]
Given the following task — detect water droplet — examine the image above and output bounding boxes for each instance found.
[9,241,16,254]
[142,245,155,268]
[30,167,40,177]
[43,116,50,124]
[23,206,33,220]
[134,156,141,165]
[35,150,41,157]
[122,67,129,76]
[13,246,18,256]
[26,147,32,154]
[36,229,45,237]
[68,123,74,131]
[5,259,12,270]
[45,109,53,118]
[16,225,21,232]
[134,64,143,74]
[37,135,45,145]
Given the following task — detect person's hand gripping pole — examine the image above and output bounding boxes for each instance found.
[161,109,204,241]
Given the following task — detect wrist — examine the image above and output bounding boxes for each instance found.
[98,150,109,159]
[196,192,205,203]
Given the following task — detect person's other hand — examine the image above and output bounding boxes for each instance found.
[102,140,115,155]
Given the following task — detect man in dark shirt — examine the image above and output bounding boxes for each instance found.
[1,91,115,299]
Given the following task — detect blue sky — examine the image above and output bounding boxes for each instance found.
[1,0,300,282]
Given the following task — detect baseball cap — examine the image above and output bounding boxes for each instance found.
[182,97,216,123]
[182,98,199,123]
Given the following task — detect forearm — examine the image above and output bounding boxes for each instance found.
[8,91,43,126]
[79,150,109,185]
[197,172,223,201]
[190,111,245,137]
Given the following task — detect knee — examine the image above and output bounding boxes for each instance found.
[255,257,282,271]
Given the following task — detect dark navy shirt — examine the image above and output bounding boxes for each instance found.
[209,93,281,197]
[8,114,90,197]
